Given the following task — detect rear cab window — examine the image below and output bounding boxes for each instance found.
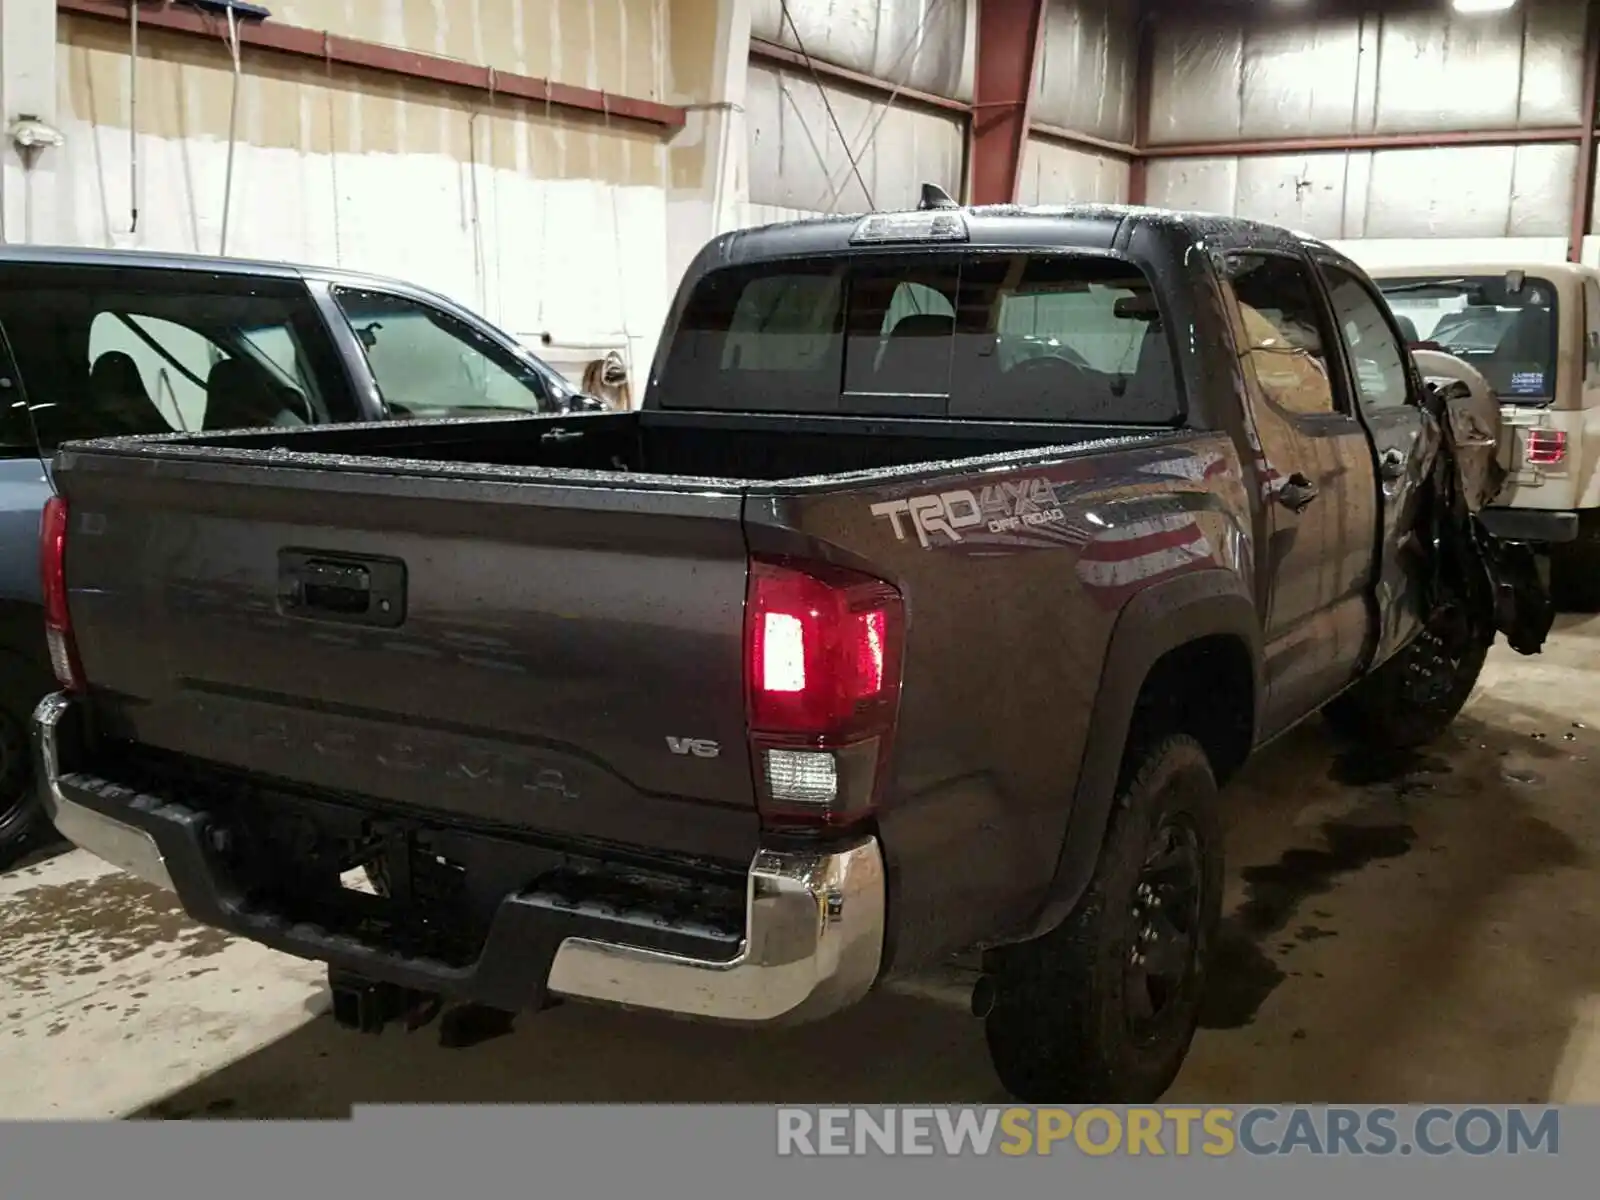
[655,252,1184,425]
[0,265,359,453]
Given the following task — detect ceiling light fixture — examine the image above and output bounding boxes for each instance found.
[1451,0,1519,14]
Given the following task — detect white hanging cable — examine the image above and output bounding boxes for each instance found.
[778,0,873,208]
[779,77,839,211]
[129,2,140,235]
[811,0,953,214]
[218,4,244,255]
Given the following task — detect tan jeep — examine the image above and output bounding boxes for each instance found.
[1369,261,1600,604]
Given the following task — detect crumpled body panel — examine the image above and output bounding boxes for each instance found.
[1413,349,1553,657]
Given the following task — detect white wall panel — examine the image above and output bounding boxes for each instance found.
[745,60,965,214]
[55,14,674,390]
[750,0,973,102]
[1148,0,1585,145]
[1337,238,1569,271]
[1031,0,1137,146]
[1146,143,1577,241]
[1018,137,1128,205]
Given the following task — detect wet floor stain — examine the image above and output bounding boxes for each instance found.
[0,872,234,1005]
[1201,819,1418,1030]
[1327,747,1451,790]
[1200,693,1596,1035]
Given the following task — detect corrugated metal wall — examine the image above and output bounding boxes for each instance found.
[1143,0,1590,264]
[744,58,966,216]
[1021,0,1134,205]
[52,0,679,384]
[741,0,1140,221]
[750,0,972,101]
[743,0,971,222]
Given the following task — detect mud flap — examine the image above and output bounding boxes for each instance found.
[1413,354,1554,657]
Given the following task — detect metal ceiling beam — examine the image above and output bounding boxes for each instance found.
[748,38,969,117]
[970,0,1047,205]
[58,0,686,131]
[1144,126,1590,158]
[1126,9,1155,204]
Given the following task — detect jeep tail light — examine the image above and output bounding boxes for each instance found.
[40,495,84,691]
[1526,428,1567,466]
[744,556,905,833]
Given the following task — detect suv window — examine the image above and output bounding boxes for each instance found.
[1322,266,1410,410]
[659,253,1183,424]
[1222,253,1338,417]
[332,289,553,417]
[0,268,353,450]
[1378,272,1557,404]
[87,312,218,432]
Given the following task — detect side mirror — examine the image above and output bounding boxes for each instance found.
[1113,295,1160,321]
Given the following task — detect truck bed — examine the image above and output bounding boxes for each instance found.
[54,411,1180,883]
[99,408,1170,484]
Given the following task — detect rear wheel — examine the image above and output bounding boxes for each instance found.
[0,701,44,871]
[982,735,1222,1102]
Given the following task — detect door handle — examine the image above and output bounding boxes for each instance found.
[541,428,582,443]
[1378,446,1408,480]
[278,550,407,627]
[1277,473,1319,513]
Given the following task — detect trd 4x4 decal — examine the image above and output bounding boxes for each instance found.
[870,478,1067,548]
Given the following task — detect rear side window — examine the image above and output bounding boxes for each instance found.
[656,253,1183,424]
[0,268,356,451]
[332,288,557,418]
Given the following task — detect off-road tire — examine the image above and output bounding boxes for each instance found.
[1322,620,1490,751]
[0,700,44,871]
[982,735,1223,1103]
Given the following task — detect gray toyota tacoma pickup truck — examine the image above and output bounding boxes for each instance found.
[31,196,1549,1101]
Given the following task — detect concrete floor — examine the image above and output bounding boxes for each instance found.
[4,616,1600,1118]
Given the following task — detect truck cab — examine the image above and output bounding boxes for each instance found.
[1370,261,1600,602]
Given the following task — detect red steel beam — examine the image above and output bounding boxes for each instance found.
[1028,121,1136,160]
[1143,126,1587,159]
[1570,0,1600,262]
[970,0,1047,205]
[1126,10,1155,205]
[58,0,686,130]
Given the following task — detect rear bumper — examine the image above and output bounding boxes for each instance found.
[1478,507,1580,544]
[31,692,885,1026]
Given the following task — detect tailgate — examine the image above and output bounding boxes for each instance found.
[56,449,759,865]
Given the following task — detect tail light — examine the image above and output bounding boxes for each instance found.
[1526,428,1567,466]
[40,495,84,691]
[744,556,905,834]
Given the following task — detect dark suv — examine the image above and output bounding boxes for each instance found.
[0,245,602,864]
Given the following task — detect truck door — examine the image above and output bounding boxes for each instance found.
[1217,251,1378,736]
[1315,259,1431,665]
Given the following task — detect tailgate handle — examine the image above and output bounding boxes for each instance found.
[278,550,406,627]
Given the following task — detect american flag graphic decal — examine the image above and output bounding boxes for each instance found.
[1075,511,1218,610]
[866,443,1237,604]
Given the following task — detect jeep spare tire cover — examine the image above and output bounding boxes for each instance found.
[1410,347,1507,513]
